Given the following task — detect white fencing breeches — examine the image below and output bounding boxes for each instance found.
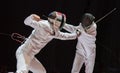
[71,50,95,73]
[16,49,46,73]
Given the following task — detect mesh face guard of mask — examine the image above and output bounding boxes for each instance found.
[48,11,66,30]
[81,13,95,29]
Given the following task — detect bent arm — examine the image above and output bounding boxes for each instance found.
[86,22,97,36]
[24,14,42,29]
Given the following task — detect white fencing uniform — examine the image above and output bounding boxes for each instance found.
[63,22,97,73]
[16,14,78,73]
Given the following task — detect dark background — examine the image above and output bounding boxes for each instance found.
[0,0,120,73]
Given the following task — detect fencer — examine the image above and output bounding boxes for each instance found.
[15,11,80,73]
[63,13,97,73]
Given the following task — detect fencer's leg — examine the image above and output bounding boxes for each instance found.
[16,50,29,73]
[85,52,96,73]
[29,57,46,73]
[71,51,85,73]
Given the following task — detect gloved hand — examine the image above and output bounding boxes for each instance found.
[32,14,41,21]
[76,29,81,37]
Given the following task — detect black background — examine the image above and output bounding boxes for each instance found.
[0,0,120,73]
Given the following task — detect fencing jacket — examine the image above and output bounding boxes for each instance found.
[63,22,97,58]
[17,14,78,57]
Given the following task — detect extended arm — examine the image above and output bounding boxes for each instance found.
[54,30,81,40]
[63,23,80,33]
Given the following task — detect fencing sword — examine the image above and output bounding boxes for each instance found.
[95,8,117,52]
[84,8,116,31]
[95,8,116,23]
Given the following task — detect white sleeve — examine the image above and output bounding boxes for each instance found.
[54,31,77,40]
[63,23,79,33]
[91,23,97,36]
[86,22,97,36]
[24,14,42,29]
